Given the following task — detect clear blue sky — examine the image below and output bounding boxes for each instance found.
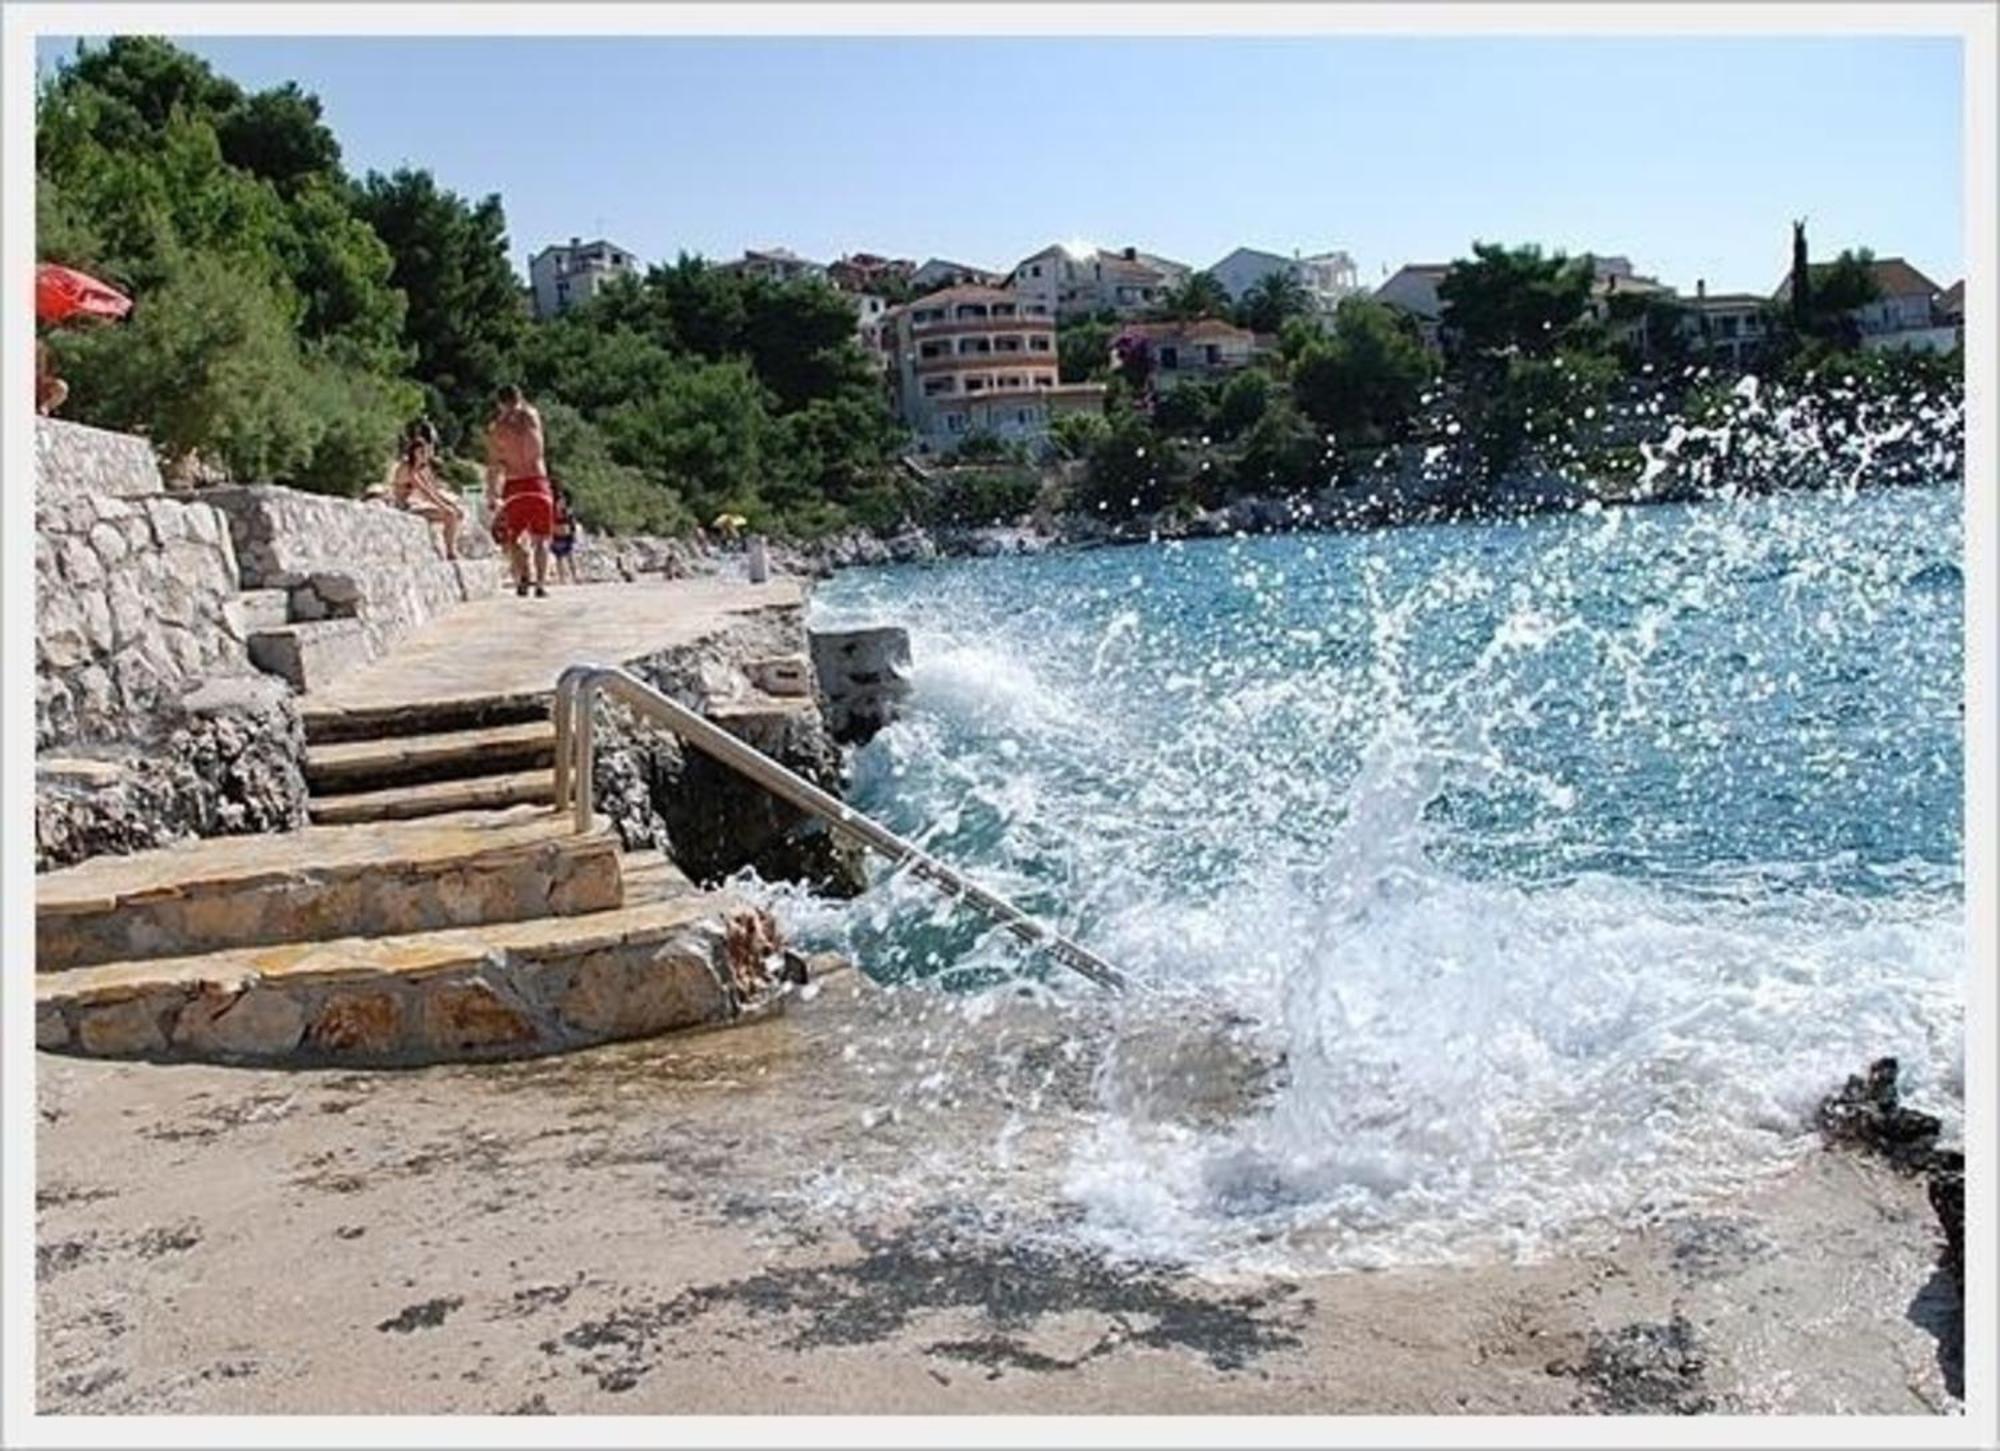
[38,34,1965,294]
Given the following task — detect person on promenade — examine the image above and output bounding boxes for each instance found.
[484,385,555,598]
[550,484,581,585]
[388,420,464,560]
[36,337,69,416]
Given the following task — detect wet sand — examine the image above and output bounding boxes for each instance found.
[36,970,1960,1416]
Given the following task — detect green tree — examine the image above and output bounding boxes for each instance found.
[1291,296,1434,444]
[1230,397,1328,497]
[1058,317,1116,383]
[1213,369,1272,439]
[1048,410,1111,460]
[1079,411,1186,518]
[1152,382,1214,435]
[540,400,692,535]
[353,167,526,439]
[1437,242,1595,362]
[1235,270,1313,334]
[1157,270,1232,321]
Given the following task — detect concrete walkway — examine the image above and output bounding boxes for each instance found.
[303,578,807,715]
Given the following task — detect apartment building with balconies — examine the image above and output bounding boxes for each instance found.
[881,285,1106,450]
[1007,243,1193,321]
[529,237,641,319]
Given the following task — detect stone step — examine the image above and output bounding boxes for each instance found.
[248,620,375,693]
[230,587,293,633]
[299,691,550,746]
[36,805,622,973]
[305,720,557,796]
[307,768,556,826]
[35,877,777,1068]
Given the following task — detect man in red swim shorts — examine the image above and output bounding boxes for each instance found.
[484,384,555,598]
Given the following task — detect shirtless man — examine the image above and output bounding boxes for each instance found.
[484,385,555,598]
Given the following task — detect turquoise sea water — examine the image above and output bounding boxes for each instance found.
[794,485,1964,1265]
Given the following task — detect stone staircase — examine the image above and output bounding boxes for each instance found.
[300,692,558,825]
[34,800,785,1067]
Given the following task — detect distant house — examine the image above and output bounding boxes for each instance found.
[851,291,890,354]
[528,237,640,319]
[909,258,1002,293]
[828,253,916,294]
[1681,283,1772,368]
[879,284,1104,451]
[721,247,828,284]
[1114,318,1259,385]
[1007,244,1192,321]
[1936,279,1965,349]
[1209,247,1361,315]
[1373,263,1452,351]
[1588,262,1679,356]
[1772,256,1953,353]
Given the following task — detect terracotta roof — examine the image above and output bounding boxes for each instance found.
[1772,256,1941,301]
[1120,318,1255,344]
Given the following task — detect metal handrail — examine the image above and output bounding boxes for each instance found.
[551,664,1126,993]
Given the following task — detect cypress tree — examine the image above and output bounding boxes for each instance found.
[1790,219,1811,329]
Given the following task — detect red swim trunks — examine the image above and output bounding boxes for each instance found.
[497,475,555,544]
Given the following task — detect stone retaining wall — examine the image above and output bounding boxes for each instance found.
[203,484,498,657]
[36,420,248,751]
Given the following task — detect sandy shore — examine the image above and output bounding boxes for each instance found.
[36,969,1960,1416]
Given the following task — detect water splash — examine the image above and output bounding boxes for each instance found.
[784,461,1962,1270]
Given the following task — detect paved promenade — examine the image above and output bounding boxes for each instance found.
[304,577,807,716]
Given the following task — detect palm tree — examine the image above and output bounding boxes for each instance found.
[1158,270,1231,321]
[1238,270,1312,333]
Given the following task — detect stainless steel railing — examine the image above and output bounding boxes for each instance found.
[551,664,1126,993]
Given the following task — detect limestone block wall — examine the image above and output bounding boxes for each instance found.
[35,420,309,870]
[203,484,499,657]
[35,420,248,751]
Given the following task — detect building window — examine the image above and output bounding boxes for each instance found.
[1030,265,1042,277]
[1159,346,1179,370]
[920,341,949,359]
[924,376,955,396]
[1029,336,1052,352]
[958,338,991,355]
[965,378,986,393]
[955,304,989,320]
[995,337,1022,352]
[1204,345,1221,366]
[945,414,967,433]
[915,308,946,324]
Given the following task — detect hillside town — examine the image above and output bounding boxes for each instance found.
[528,234,1967,454]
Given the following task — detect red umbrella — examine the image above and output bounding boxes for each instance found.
[37,263,132,324]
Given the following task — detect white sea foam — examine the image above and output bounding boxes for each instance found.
[788,482,1964,1271]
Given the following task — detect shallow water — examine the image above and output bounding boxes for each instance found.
[783,483,1964,1270]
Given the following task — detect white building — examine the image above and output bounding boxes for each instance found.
[1682,284,1771,368]
[528,237,640,319]
[722,247,828,284]
[1007,244,1192,321]
[1373,263,1452,350]
[910,258,1001,293]
[1209,246,1362,315]
[851,291,890,354]
[880,285,1105,451]
[1771,256,1947,348]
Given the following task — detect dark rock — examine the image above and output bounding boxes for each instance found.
[1927,1153,1964,1283]
[35,674,307,871]
[1815,1057,1943,1171]
[1558,1314,1714,1414]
